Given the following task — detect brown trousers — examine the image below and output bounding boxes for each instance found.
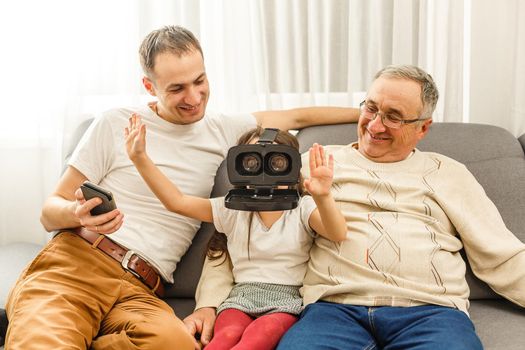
[5,231,194,350]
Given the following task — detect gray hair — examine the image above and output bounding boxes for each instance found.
[374,65,439,119]
[139,25,203,78]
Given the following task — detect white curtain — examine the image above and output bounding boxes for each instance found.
[201,0,467,119]
[469,0,525,136]
[0,0,524,245]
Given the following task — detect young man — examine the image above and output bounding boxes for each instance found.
[3,25,359,350]
[195,65,525,349]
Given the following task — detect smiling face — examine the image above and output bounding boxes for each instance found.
[142,49,209,125]
[357,76,433,163]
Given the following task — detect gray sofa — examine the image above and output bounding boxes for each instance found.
[1,121,525,349]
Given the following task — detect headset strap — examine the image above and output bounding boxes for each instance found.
[258,128,280,144]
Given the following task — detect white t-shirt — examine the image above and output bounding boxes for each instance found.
[69,105,256,282]
[210,196,318,286]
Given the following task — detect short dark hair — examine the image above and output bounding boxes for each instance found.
[139,25,203,78]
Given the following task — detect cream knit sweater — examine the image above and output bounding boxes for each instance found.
[302,143,525,314]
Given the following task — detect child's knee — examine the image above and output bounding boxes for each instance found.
[216,324,245,341]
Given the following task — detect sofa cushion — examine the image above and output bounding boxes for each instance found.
[469,299,525,350]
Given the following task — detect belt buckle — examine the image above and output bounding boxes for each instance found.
[121,250,140,279]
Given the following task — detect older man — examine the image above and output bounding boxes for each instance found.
[194,65,525,349]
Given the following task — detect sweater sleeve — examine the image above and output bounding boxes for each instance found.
[194,256,234,310]
[437,161,525,307]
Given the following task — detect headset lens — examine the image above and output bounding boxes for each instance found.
[268,153,289,173]
[241,153,262,174]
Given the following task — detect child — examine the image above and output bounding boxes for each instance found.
[125,115,347,350]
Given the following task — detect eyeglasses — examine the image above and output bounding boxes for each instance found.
[359,101,427,129]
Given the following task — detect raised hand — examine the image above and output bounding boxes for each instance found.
[303,143,334,197]
[124,113,147,162]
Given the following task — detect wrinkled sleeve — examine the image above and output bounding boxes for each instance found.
[195,255,234,310]
[194,197,236,310]
[438,162,525,307]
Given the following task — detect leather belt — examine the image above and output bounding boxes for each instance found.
[72,227,164,297]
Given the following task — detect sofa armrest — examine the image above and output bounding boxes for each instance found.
[0,243,42,347]
[519,133,525,153]
[0,243,42,308]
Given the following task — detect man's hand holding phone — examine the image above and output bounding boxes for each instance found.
[75,181,123,234]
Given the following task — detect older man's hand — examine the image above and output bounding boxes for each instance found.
[183,307,217,349]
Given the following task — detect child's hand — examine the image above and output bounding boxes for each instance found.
[303,143,334,197]
[124,114,147,162]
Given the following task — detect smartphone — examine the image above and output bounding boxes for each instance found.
[80,181,117,216]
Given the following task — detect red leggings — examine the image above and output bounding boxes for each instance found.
[205,308,298,350]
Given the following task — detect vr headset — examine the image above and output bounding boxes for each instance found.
[225,128,301,211]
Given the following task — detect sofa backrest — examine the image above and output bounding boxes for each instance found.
[296,122,525,300]
[519,134,525,153]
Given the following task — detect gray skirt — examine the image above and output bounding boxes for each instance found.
[217,281,303,317]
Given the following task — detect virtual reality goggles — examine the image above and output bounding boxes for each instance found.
[225,128,301,211]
